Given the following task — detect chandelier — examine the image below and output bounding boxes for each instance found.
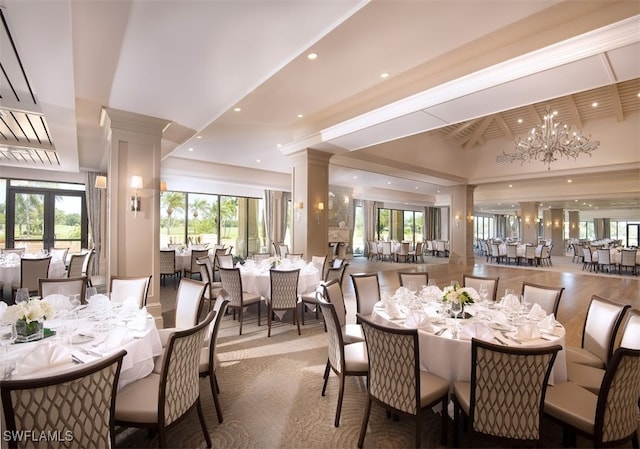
[501,106,599,170]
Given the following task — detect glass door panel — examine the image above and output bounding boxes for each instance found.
[54,194,84,253]
[13,192,45,253]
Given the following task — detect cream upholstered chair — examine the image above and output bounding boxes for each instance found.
[357,314,449,448]
[367,240,379,261]
[397,271,429,289]
[619,248,638,275]
[520,244,537,266]
[325,261,349,286]
[12,256,51,296]
[215,253,234,269]
[1,350,126,449]
[160,249,181,289]
[268,269,301,337]
[115,311,215,448]
[536,244,552,266]
[67,252,88,278]
[109,275,151,308]
[218,266,262,335]
[49,247,69,264]
[197,257,221,311]
[38,276,87,302]
[462,274,499,302]
[521,282,564,317]
[408,241,424,263]
[379,241,393,262]
[505,244,519,265]
[158,278,206,346]
[566,295,629,369]
[199,290,230,424]
[350,272,381,324]
[252,252,270,262]
[544,347,640,448]
[488,242,503,264]
[318,301,368,427]
[582,247,597,271]
[322,278,364,344]
[396,241,410,262]
[278,244,289,258]
[300,255,328,324]
[452,339,561,447]
[184,248,208,279]
[567,308,640,394]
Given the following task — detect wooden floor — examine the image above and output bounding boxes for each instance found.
[342,255,640,348]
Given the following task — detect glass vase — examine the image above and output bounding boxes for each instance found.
[15,320,44,343]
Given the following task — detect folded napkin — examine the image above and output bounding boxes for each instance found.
[527,303,547,320]
[13,343,72,376]
[460,322,495,342]
[384,300,404,319]
[127,307,149,331]
[392,286,415,303]
[44,294,73,311]
[500,294,521,311]
[0,301,7,322]
[119,297,140,317]
[537,313,557,334]
[419,285,443,300]
[95,327,129,352]
[404,311,432,331]
[516,322,541,340]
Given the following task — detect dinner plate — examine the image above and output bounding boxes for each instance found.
[71,333,94,344]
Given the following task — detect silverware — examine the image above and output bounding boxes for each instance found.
[501,331,521,344]
[435,328,446,336]
[494,336,509,346]
[71,355,84,364]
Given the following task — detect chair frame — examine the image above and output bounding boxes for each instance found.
[218,266,262,335]
[268,268,301,337]
[357,314,448,448]
[350,272,381,323]
[67,252,88,278]
[397,271,429,289]
[453,339,561,447]
[521,281,564,317]
[160,249,181,289]
[109,275,152,307]
[185,249,209,279]
[1,350,126,449]
[38,275,88,302]
[462,274,499,302]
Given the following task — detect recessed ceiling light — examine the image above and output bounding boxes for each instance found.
[415,186,419,190]
[591,102,598,107]
[234,107,241,112]
[353,176,357,180]
[387,181,391,185]
[277,144,282,148]
[256,159,261,163]
[574,199,578,202]
[297,114,303,118]
[307,52,318,60]
[196,135,202,139]
[567,179,572,183]
[517,118,523,124]
[437,190,440,193]
[188,147,194,152]
[508,184,513,188]
[380,72,389,79]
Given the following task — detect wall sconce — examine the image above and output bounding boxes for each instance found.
[316,202,324,224]
[131,175,143,214]
[554,220,560,228]
[94,175,107,189]
[467,214,474,223]
[546,221,552,228]
[160,181,167,192]
[454,214,461,228]
[525,216,531,227]
[294,202,304,222]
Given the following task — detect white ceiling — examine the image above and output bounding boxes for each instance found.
[0,0,638,215]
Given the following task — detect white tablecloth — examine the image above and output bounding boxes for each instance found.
[239,259,320,298]
[371,297,567,385]
[592,248,640,265]
[0,259,66,286]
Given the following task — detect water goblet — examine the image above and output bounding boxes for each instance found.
[15,288,29,304]
[427,279,437,287]
[450,298,462,338]
[85,286,98,303]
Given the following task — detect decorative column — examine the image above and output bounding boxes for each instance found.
[449,185,475,265]
[289,149,332,259]
[568,211,580,240]
[519,202,540,245]
[549,208,565,256]
[101,108,169,327]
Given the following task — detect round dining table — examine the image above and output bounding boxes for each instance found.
[371,287,567,386]
[238,258,321,299]
[0,254,66,287]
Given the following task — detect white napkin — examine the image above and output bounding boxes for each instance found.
[13,343,72,376]
[517,322,540,340]
[94,326,129,352]
[44,294,73,311]
[87,294,111,312]
[127,307,149,331]
[404,311,432,330]
[460,322,495,342]
[527,303,547,320]
[492,311,509,326]
[0,302,7,322]
[420,285,443,300]
[537,313,556,334]
[500,294,520,311]
[384,300,404,319]
[5,253,20,263]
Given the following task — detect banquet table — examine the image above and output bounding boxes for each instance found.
[371,287,567,386]
[239,258,320,298]
[591,248,640,265]
[0,255,66,287]
[497,243,542,258]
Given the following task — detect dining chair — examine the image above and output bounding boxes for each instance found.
[67,252,88,278]
[619,248,638,275]
[521,281,564,317]
[357,314,449,448]
[38,276,87,301]
[278,244,289,258]
[184,249,209,280]
[504,244,519,265]
[197,257,221,311]
[268,268,301,337]
[408,241,424,263]
[49,247,69,264]
[12,255,51,297]
[565,295,629,369]
[570,243,584,263]
[596,248,616,274]
[436,240,448,257]
[115,310,215,449]
[318,301,368,427]
[367,240,379,261]
[566,308,640,394]
[397,271,429,289]
[544,347,640,448]
[158,278,206,347]
[379,241,393,262]
[520,244,537,266]
[199,290,230,424]
[395,241,410,263]
[1,349,126,449]
[426,240,435,256]
[350,272,381,323]
[300,255,328,324]
[462,274,499,302]
[452,339,561,447]
[252,252,270,262]
[160,249,181,289]
[488,243,503,264]
[109,275,152,308]
[321,278,364,344]
[215,253,234,269]
[582,246,597,271]
[211,248,227,280]
[218,266,262,335]
[536,245,553,266]
[83,249,100,287]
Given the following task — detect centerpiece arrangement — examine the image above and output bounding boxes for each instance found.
[3,298,54,342]
[442,284,478,318]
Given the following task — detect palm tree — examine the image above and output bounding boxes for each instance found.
[161,192,185,238]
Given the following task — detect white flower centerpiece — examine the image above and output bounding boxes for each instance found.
[442,285,479,318]
[4,299,54,342]
[263,256,282,269]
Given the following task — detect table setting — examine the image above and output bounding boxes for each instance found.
[0,252,66,286]
[371,283,567,384]
[239,256,320,297]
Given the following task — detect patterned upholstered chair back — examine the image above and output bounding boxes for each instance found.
[595,347,640,445]
[188,249,209,275]
[160,249,176,275]
[469,339,560,441]
[350,272,380,321]
[582,295,629,364]
[174,278,206,329]
[218,267,244,308]
[322,279,347,327]
[1,350,126,449]
[360,316,420,415]
[160,310,214,427]
[269,269,300,310]
[318,301,345,376]
[521,282,564,316]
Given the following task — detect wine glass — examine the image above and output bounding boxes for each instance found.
[85,286,97,303]
[15,288,29,304]
[0,323,17,352]
[450,298,462,338]
[478,283,489,319]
